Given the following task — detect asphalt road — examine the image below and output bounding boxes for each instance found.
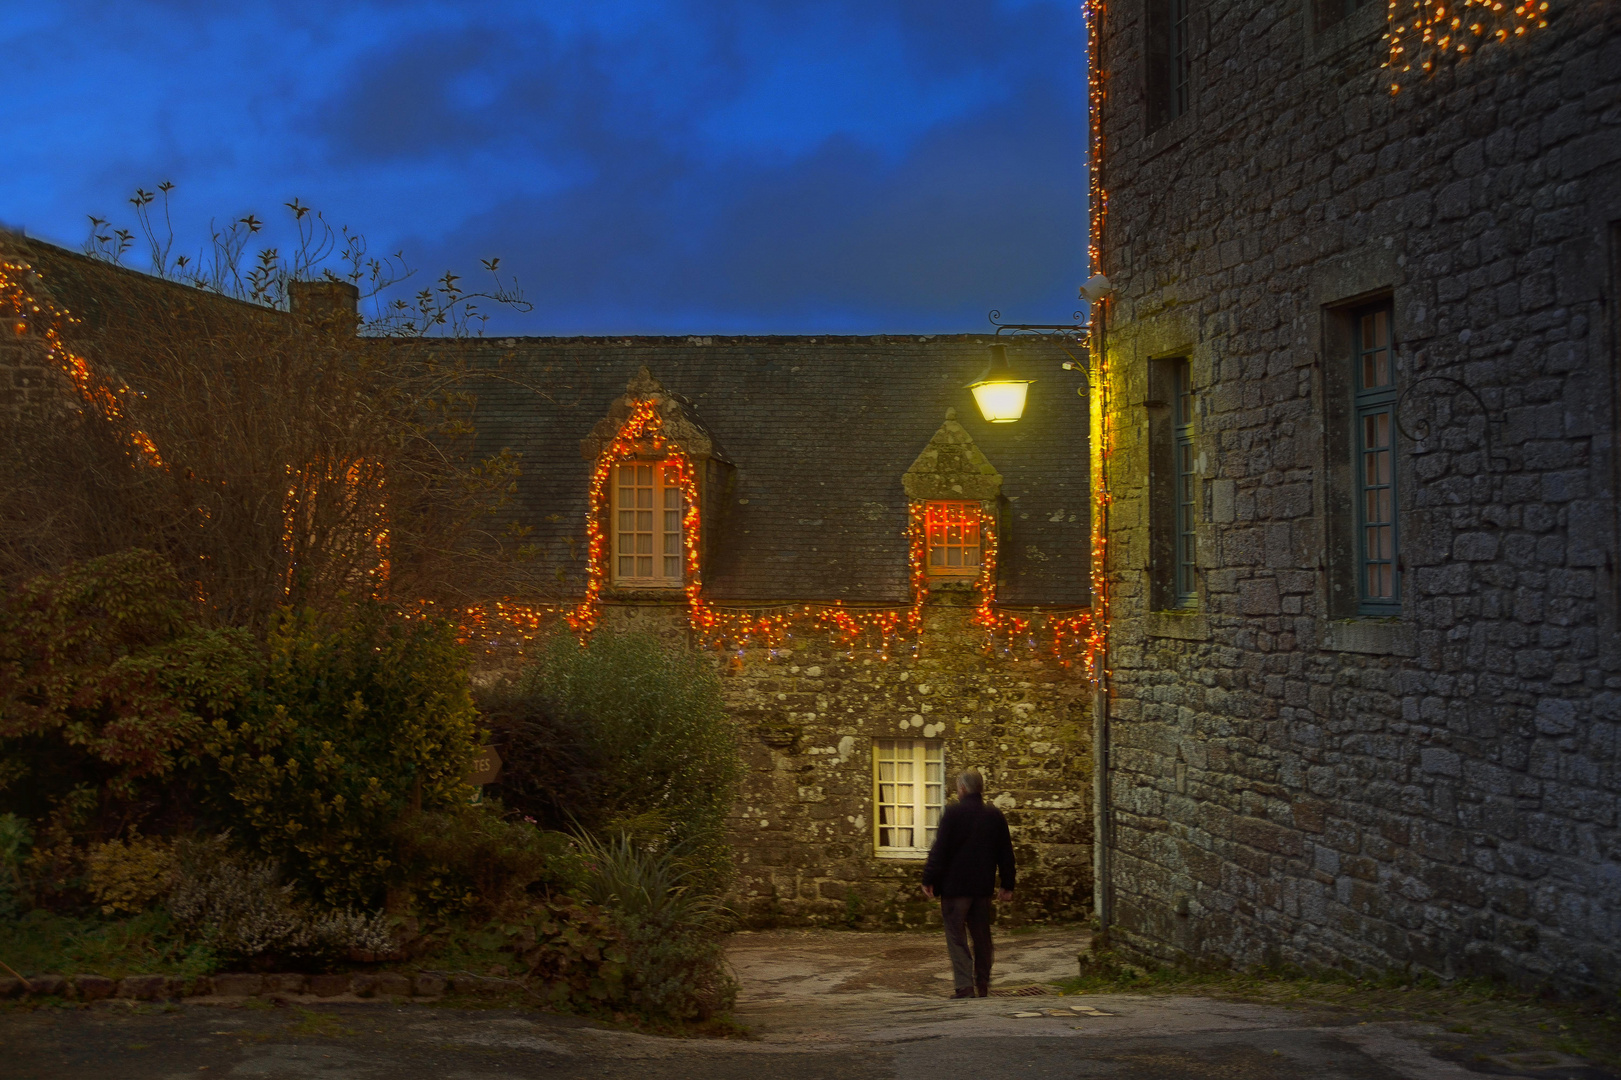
[0,927,1606,1079]
[0,999,1459,1079]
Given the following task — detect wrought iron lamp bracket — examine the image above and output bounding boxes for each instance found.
[1395,374,1510,472]
[986,310,1092,385]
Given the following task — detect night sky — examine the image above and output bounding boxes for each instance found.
[4,1,1089,335]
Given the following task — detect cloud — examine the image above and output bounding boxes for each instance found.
[4,0,1087,334]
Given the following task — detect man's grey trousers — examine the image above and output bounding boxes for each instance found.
[940,895,994,994]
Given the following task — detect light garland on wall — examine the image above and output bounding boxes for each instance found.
[0,260,163,467]
[1384,0,1549,94]
[457,399,1100,668]
[1084,0,1113,690]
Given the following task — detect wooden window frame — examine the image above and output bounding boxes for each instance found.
[873,739,945,859]
[1352,303,1400,615]
[924,500,983,579]
[611,460,686,589]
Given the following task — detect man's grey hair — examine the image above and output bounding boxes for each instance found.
[957,769,984,795]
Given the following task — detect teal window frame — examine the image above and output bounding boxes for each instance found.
[1353,304,1399,615]
[1173,360,1197,607]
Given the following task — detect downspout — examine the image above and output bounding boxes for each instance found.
[1091,297,1111,943]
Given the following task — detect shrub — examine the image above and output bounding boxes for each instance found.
[168,834,396,967]
[205,602,481,907]
[87,832,177,914]
[390,803,572,917]
[481,631,741,893]
[573,832,736,1023]
[506,900,629,1009]
[0,551,260,841]
[0,812,31,918]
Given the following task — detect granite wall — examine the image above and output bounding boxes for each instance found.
[1095,0,1621,992]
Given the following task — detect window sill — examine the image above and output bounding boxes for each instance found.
[873,850,929,862]
[1146,611,1209,641]
[1320,618,1414,657]
[602,588,688,603]
[1141,107,1198,165]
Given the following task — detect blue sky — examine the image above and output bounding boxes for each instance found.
[4,0,1088,334]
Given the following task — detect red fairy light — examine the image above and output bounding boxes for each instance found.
[459,396,1100,668]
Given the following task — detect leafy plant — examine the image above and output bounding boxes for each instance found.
[569,832,736,1022]
[204,602,482,907]
[505,900,629,1009]
[86,832,177,914]
[167,834,395,967]
[0,551,261,845]
[482,631,741,894]
[390,802,572,917]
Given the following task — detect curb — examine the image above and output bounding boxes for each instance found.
[0,971,503,1003]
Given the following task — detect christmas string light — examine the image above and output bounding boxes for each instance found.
[0,260,163,467]
[1384,0,1548,94]
[1085,0,1114,689]
[456,397,1102,666]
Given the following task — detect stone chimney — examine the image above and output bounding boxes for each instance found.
[288,279,360,333]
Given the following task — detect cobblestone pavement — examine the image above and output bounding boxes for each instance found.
[0,926,1602,1078]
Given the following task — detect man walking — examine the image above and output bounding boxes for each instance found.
[921,769,1016,998]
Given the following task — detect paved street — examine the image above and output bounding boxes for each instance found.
[0,927,1607,1078]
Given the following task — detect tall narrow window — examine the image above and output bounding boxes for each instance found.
[1354,305,1399,613]
[1148,0,1193,130]
[874,739,944,857]
[1173,361,1197,606]
[613,462,685,586]
[924,501,982,578]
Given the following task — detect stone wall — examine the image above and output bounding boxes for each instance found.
[1096,0,1620,991]
[594,599,1095,928]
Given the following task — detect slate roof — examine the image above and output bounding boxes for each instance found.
[6,236,1092,607]
[436,336,1092,606]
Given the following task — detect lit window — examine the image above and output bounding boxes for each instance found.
[613,462,685,587]
[925,501,981,577]
[1353,305,1399,613]
[874,739,944,857]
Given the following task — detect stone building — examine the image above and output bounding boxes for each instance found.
[0,232,1098,926]
[1092,0,1620,991]
[454,338,1097,925]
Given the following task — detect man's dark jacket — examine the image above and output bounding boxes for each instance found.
[921,793,1016,898]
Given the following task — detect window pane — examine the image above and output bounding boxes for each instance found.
[637,555,652,576]
[664,555,681,577]
[924,502,981,575]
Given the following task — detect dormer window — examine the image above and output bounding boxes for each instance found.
[614,462,685,586]
[925,500,982,578]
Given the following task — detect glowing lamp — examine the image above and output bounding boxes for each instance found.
[968,344,1033,423]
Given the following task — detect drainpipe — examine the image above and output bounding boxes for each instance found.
[1086,288,1113,945]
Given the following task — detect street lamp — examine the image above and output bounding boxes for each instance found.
[968,344,1034,423]
[968,310,1092,424]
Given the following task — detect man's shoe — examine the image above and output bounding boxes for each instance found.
[975,983,989,998]
[951,987,975,999]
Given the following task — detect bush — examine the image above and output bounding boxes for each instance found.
[506,900,629,1009]
[86,832,177,914]
[390,803,572,917]
[205,602,482,907]
[168,834,396,968]
[481,631,741,893]
[0,551,260,846]
[566,832,735,1022]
